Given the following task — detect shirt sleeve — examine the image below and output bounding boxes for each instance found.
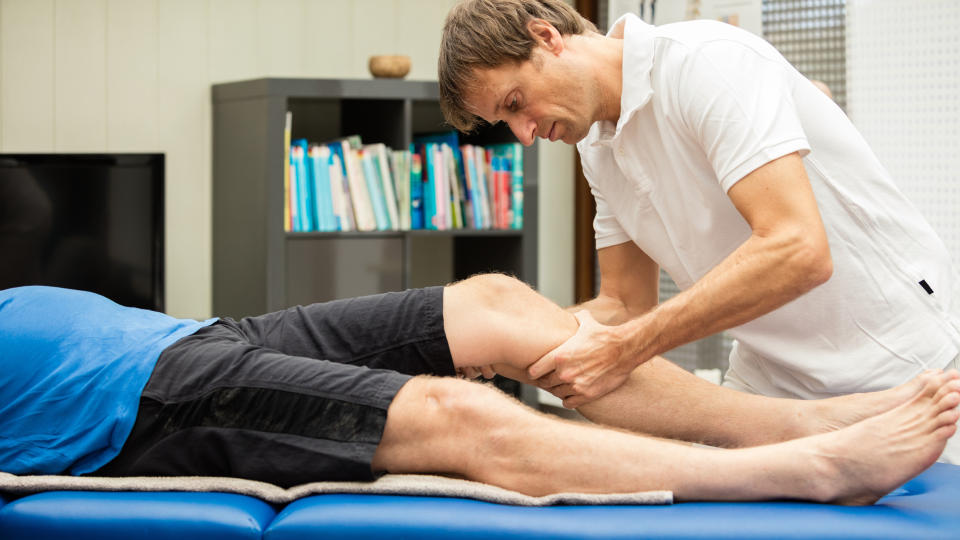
[675,37,811,193]
[578,148,633,249]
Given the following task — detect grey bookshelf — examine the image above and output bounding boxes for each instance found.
[211,78,539,320]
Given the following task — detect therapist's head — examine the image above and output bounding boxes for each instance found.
[439,0,601,145]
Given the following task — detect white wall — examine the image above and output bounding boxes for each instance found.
[846,0,960,265]
[0,0,575,317]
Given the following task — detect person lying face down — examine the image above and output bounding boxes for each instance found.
[438,0,960,465]
[1,278,958,504]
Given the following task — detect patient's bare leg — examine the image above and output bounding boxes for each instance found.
[442,273,947,448]
[372,369,960,503]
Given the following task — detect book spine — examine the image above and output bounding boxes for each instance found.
[283,112,292,232]
[410,151,424,230]
[443,144,463,229]
[462,145,483,229]
[509,143,524,229]
[330,152,353,231]
[292,141,312,231]
[422,143,437,230]
[473,146,490,229]
[288,159,299,232]
[344,145,376,231]
[433,144,448,230]
[361,149,390,230]
[374,144,400,231]
[310,145,337,231]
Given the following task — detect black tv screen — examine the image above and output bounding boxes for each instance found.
[0,154,164,311]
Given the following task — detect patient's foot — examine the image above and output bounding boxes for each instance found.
[804,370,960,505]
[799,369,958,438]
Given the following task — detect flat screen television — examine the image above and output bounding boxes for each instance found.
[0,154,164,311]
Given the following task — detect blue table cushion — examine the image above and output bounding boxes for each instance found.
[1,464,958,540]
[264,463,960,540]
[0,491,276,540]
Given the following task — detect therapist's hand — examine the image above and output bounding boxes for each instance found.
[527,310,638,408]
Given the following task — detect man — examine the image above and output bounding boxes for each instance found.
[1,279,958,504]
[438,0,960,461]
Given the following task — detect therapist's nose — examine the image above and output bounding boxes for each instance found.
[506,115,536,147]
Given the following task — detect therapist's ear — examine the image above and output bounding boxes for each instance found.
[526,18,565,55]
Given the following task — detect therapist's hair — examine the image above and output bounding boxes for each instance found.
[439,0,597,132]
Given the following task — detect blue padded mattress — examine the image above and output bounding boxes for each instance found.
[1,463,958,540]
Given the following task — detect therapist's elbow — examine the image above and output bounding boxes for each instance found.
[794,236,833,290]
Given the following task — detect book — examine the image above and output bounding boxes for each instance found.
[338,138,377,231]
[391,149,411,230]
[309,144,337,231]
[442,144,464,229]
[461,145,485,229]
[327,151,347,231]
[490,142,524,229]
[432,143,448,230]
[471,145,492,229]
[410,151,424,229]
[291,139,313,231]
[283,111,292,232]
[288,160,299,232]
[418,143,437,230]
[368,143,400,231]
[327,143,355,231]
[360,148,391,230]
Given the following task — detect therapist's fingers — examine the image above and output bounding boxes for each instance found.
[535,372,566,389]
[528,351,558,380]
[562,394,588,409]
[480,365,496,379]
[457,366,481,379]
[546,383,577,400]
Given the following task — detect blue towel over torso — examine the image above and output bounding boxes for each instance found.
[0,286,216,475]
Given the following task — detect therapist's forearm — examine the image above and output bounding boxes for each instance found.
[614,229,832,363]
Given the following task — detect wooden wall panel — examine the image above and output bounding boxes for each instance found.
[157,0,210,318]
[55,0,107,151]
[305,0,357,79]
[351,0,397,79]
[107,0,158,151]
[1,0,55,151]
[208,0,257,84]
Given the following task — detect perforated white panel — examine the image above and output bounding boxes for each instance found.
[847,0,960,265]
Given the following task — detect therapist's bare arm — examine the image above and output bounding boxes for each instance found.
[530,152,833,406]
[568,242,660,325]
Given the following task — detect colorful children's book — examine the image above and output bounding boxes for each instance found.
[391,149,411,230]
[339,139,377,231]
[489,142,524,229]
[326,143,355,231]
[461,145,485,229]
[432,143,448,230]
[368,143,400,231]
[360,149,390,230]
[442,144,464,229]
[410,151,424,229]
[291,139,313,231]
[309,145,337,231]
[283,111,292,232]
[328,152,352,231]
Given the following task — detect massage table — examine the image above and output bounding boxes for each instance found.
[1,462,958,539]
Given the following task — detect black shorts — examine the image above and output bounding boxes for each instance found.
[94,286,454,487]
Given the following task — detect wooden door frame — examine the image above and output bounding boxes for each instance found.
[574,0,599,303]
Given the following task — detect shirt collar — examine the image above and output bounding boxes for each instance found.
[592,13,656,146]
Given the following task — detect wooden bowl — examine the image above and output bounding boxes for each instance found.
[369,55,412,79]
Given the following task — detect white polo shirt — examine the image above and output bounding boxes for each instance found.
[578,14,960,399]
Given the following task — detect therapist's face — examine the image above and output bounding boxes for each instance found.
[464,49,598,146]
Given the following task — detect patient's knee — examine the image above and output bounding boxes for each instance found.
[453,273,533,308]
